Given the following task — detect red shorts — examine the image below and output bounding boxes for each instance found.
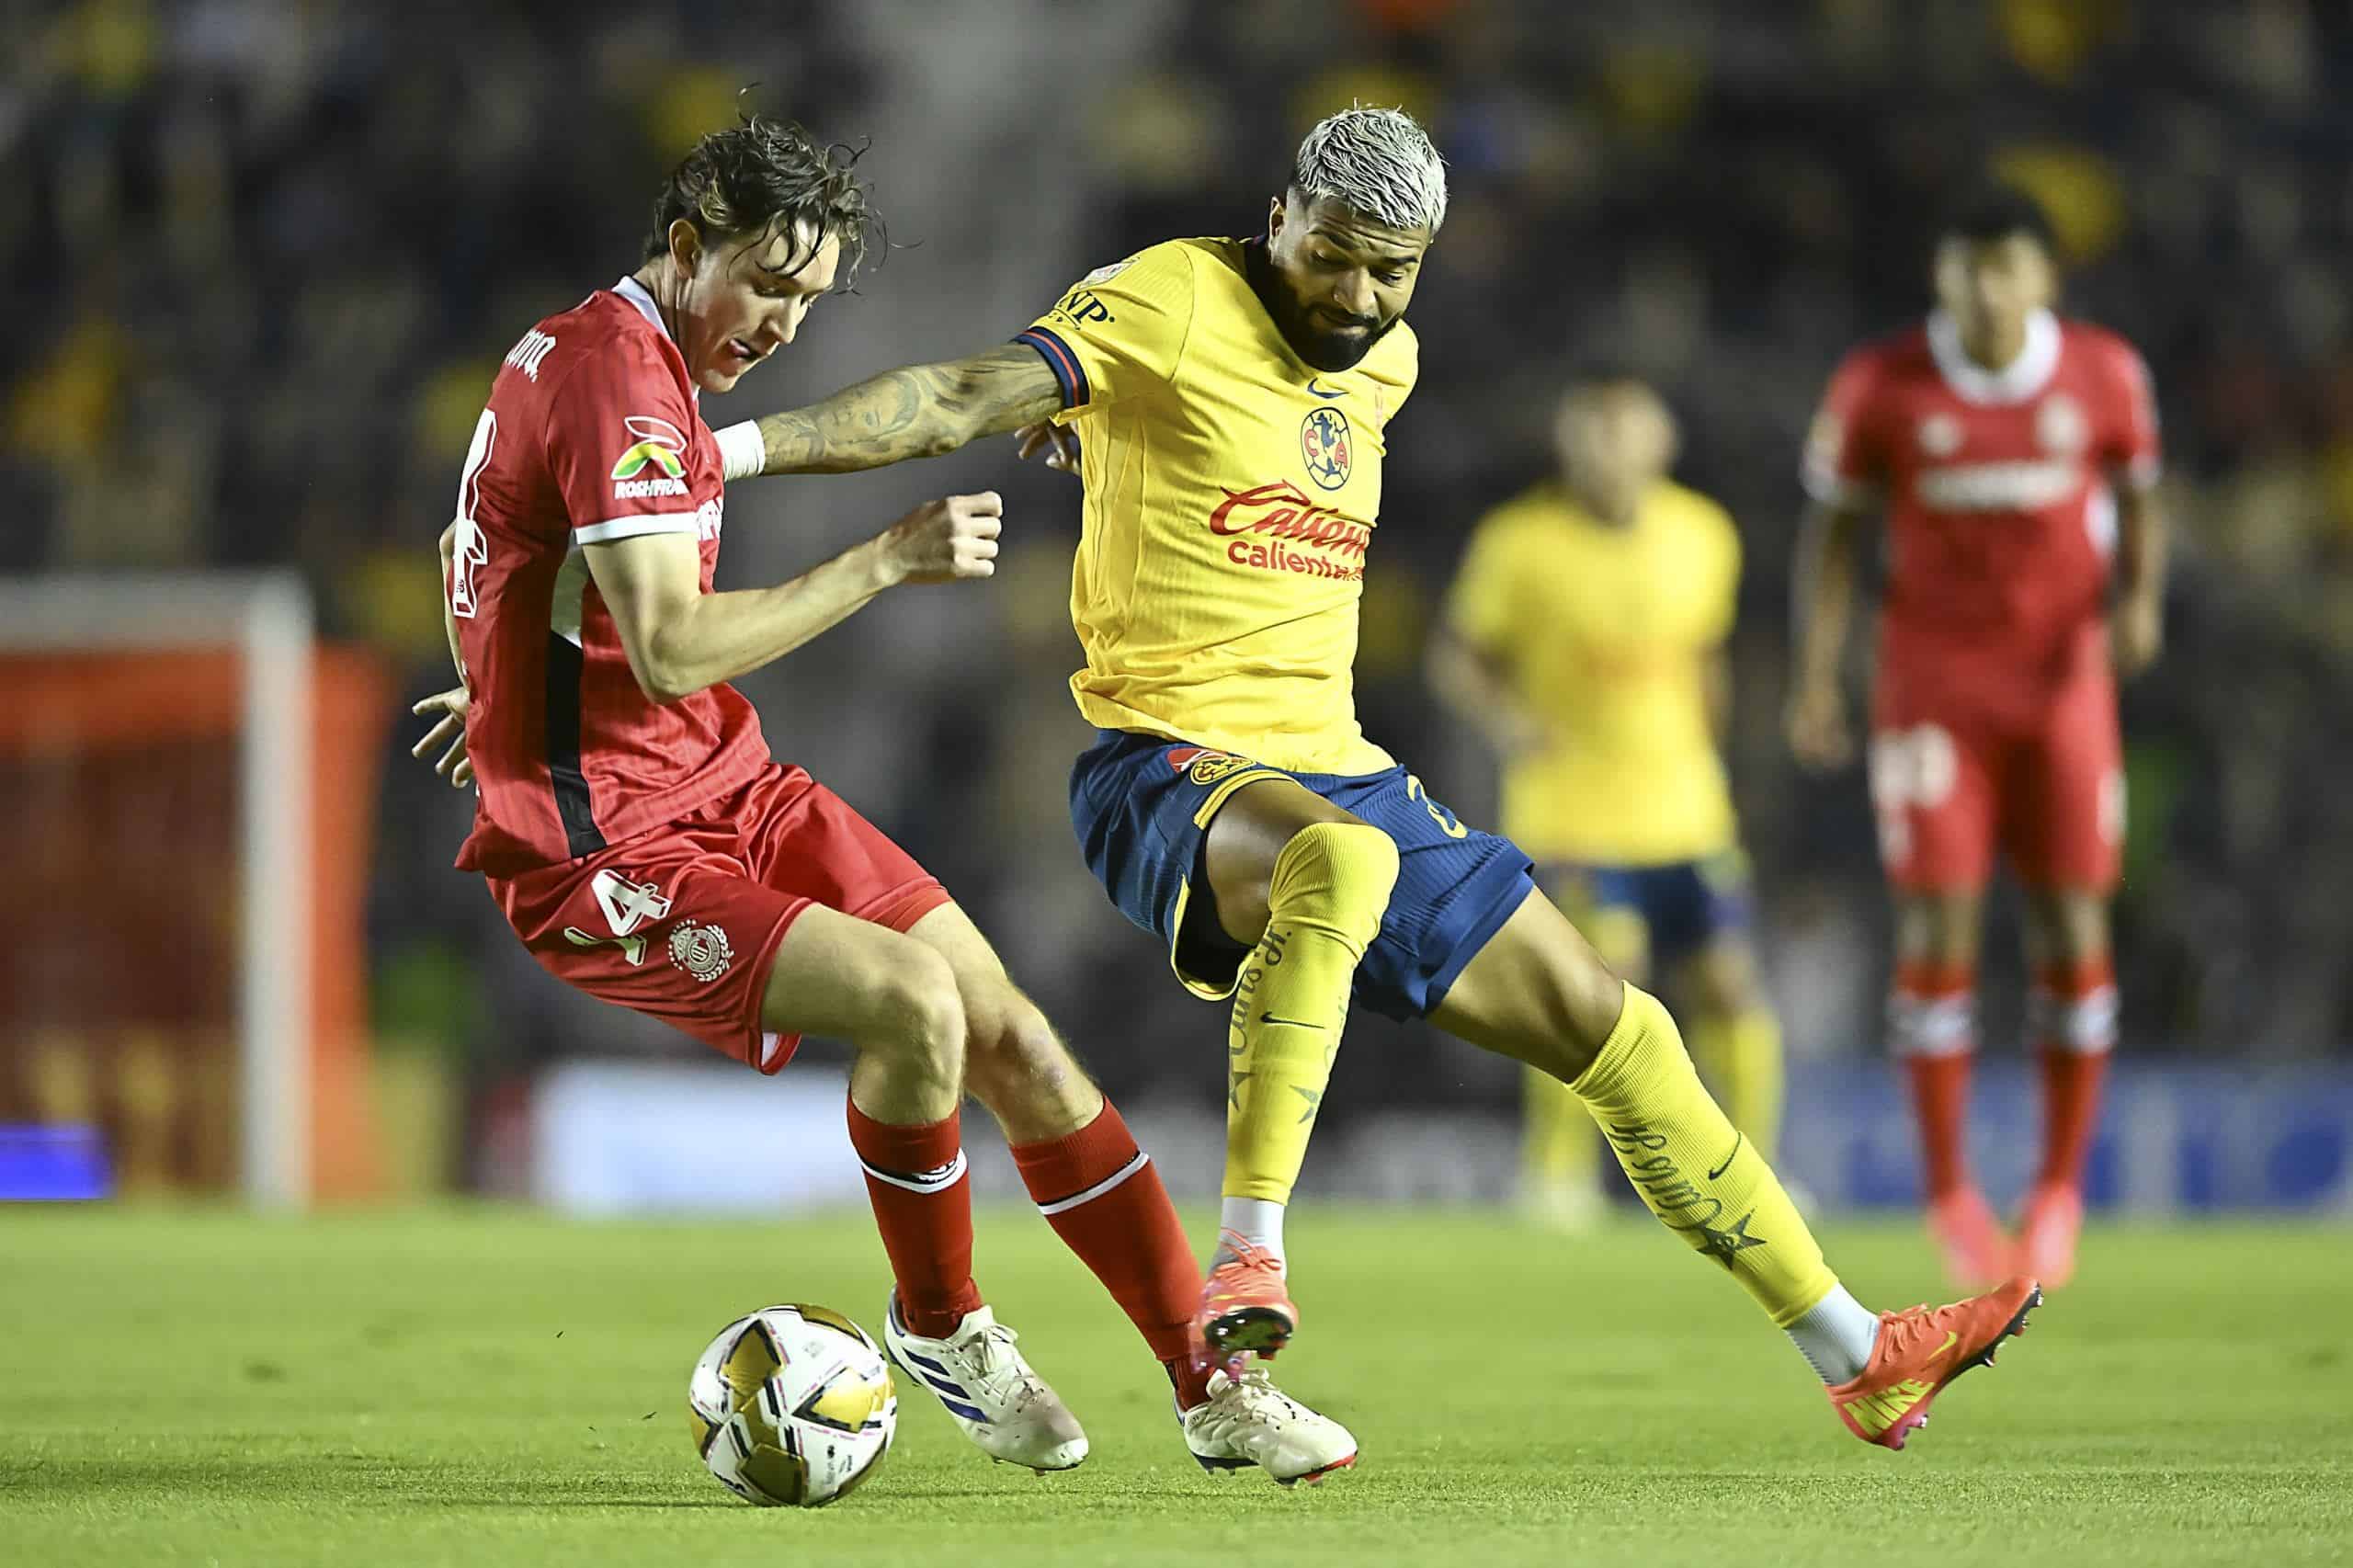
[486,763,951,1072]
[1869,673,2123,893]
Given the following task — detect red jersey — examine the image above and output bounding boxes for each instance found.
[449,278,769,875]
[1804,309,2160,709]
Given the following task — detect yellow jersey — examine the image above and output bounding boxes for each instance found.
[1018,237,1414,776]
[1444,480,1741,865]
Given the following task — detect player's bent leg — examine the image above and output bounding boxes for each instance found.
[759,903,967,1122]
[758,908,1081,1471]
[1893,890,2005,1287]
[901,902,1102,1143]
[901,903,1216,1415]
[1444,890,2045,1447]
[2016,887,2118,1287]
[1435,891,1891,1388]
[1195,778,1399,1359]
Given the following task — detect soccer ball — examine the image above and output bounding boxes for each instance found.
[688,1304,897,1506]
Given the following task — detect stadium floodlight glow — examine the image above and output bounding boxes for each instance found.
[0,573,313,1210]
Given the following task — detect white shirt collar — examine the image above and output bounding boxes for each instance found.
[1927,307,2059,404]
[613,275,669,339]
[612,274,698,402]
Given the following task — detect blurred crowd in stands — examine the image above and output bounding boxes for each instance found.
[8,0,2349,1132]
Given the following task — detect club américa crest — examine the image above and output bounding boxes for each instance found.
[1301,406,1351,491]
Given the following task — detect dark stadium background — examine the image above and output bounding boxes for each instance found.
[6,0,2350,1207]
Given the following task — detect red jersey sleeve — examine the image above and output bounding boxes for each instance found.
[1802,347,1890,508]
[543,335,710,544]
[2091,332,2162,492]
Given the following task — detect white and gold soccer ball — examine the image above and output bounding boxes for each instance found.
[688,1304,897,1506]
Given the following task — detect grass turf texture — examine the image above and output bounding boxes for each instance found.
[4,1207,2347,1567]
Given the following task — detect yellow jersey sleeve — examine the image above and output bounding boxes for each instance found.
[1016,241,1200,414]
[1691,491,1742,646]
[1444,505,1534,653]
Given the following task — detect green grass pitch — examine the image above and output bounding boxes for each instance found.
[4,1206,2348,1567]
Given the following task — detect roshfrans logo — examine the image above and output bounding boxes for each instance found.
[611,415,688,493]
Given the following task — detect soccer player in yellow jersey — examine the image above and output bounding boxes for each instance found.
[1430,374,1787,1231]
[711,108,2040,1454]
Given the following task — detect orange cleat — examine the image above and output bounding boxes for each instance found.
[1197,1231,1296,1359]
[1828,1276,2042,1450]
[2015,1182,2083,1289]
[1927,1185,2009,1288]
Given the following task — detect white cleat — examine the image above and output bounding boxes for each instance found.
[1181,1366,1358,1486]
[882,1293,1088,1471]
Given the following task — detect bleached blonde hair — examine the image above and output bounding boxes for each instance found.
[1290,106,1449,233]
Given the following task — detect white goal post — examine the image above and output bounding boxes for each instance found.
[0,572,314,1209]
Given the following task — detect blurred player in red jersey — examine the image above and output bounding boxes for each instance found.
[1788,186,2167,1289]
[406,116,1351,1484]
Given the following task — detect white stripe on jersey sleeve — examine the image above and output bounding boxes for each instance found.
[574,513,700,544]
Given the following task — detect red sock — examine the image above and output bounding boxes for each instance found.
[2033,957,2118,1189]
[1009,1098,1211,1410]
[846,1098,983,1338]
[1893,960,1976,1200]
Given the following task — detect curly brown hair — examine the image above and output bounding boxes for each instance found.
[643,113,880,283]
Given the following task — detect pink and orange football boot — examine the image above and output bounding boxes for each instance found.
[1197,1231,1296,1360]
[1829,1276,2042,1450]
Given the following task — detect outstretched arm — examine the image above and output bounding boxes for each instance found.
[587,491,1005,704]
[745,345,1064,475]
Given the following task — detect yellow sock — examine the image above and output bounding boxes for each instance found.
[1222,822,1400,1201]
[1522,1064,1599,1187]
[1690,1006,1785,1165]
[1573,986,1836,1326]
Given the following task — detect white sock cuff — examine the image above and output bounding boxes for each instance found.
[859,1150,968,1195]
[1888,990,1975,1057]
[1218,1197,1287,1261]
[2029,983,2120,1053]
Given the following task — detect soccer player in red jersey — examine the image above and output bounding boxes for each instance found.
[407,117,1351,1484]
[1789,186,2168,1289]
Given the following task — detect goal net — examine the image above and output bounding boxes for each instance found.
[0,574,387,1208]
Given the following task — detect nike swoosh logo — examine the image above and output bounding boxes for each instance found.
[1706,1134,1744,1181]
[1257,1012,1324,1030]
[1936,1330,1960,1359]
[1306,380,1347,399]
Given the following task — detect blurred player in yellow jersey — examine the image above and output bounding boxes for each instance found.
[1431,374,1785,1231]
[707,108,2042,1460]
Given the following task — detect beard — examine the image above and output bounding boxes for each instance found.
[1270,291,1385,370]
[1245,240,1392,370]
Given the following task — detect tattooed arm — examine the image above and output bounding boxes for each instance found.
[749,345,1064,475]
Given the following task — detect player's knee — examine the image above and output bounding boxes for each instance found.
[864,946,967,1093]
[1896,892,1982,968]
[961,983,1080,1109]
[1270,821,1400,946]
[2026,890,2109,967]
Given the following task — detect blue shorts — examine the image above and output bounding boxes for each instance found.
[1069,730,1536,1020]
[1538,851,1752,971]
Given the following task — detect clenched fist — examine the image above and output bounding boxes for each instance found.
[885,492,1003,585]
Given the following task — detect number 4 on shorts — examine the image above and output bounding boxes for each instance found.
[563,869,673,966]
